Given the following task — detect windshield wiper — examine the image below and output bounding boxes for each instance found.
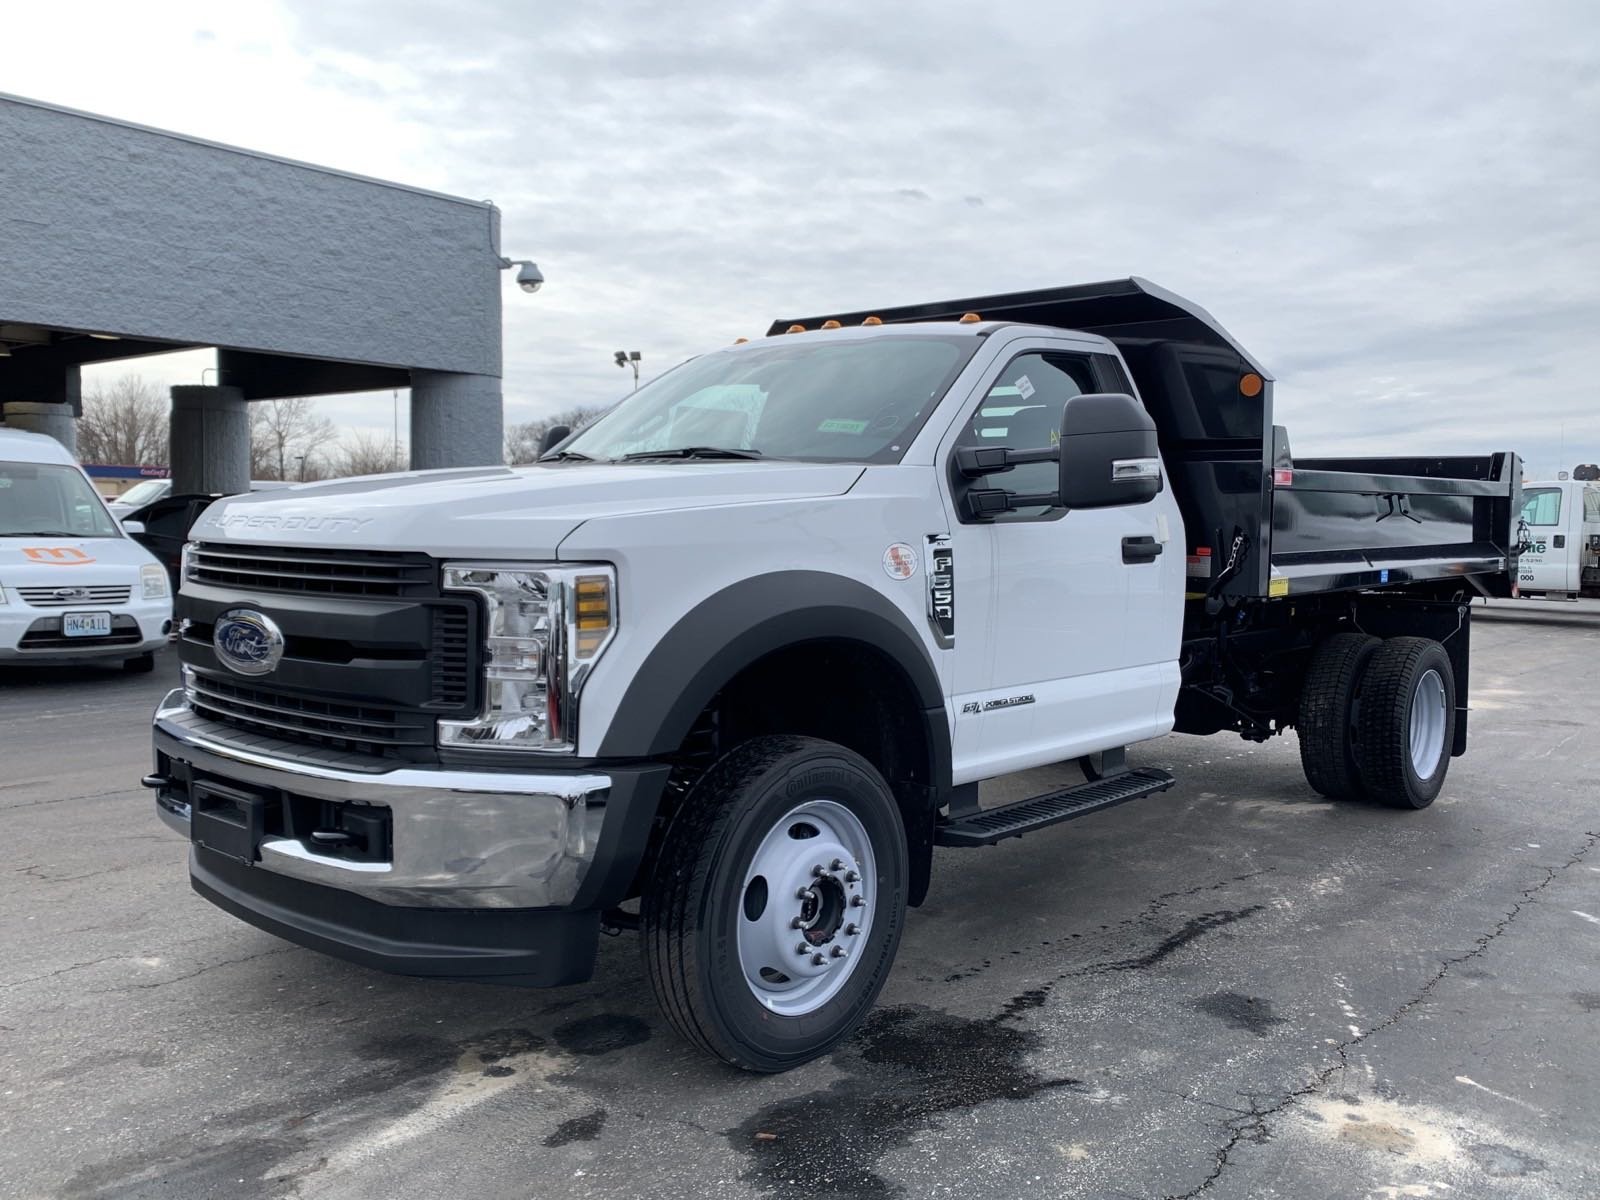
[537,450,596,463]
[619,446,764,462]
[1,530,86,537]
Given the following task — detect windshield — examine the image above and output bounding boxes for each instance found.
[0,461,122,539]
[115,478,169,507]
[564,335,976,464]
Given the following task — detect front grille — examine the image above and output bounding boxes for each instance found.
[189,543,435,598]
[190,675,435,759]
[19,615,143,649]
[18,585,133,608]
[431,606,472,707]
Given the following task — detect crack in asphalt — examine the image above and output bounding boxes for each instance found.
[0,785,143,812]
[1164,829,1600,1200]
[116,946,299,991]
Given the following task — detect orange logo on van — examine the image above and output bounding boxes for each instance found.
[22,547,95,565]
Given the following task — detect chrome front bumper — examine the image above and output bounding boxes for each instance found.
[151,689,610,909]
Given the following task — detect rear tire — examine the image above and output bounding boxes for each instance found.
[1356,637,1456,809]
[1298,632,1380,800]
[123,652,156,674]
[640,735,907,1072]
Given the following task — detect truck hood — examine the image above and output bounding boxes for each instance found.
[190,461,866,557]
[0,534,161,587]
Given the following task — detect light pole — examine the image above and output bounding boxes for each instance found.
[614,349,641,391]
[295,454,306,482]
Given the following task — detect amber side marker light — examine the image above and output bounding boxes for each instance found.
[958,312,982,324]
[786,324,806,334]
[574,575,614,658]
[861,316,883,326]
[820,319,842,330]
[1239,372,1264,397]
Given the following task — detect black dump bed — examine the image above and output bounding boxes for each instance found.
[774,278,1522,605]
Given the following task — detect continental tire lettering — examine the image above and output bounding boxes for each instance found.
[784,767,858,797]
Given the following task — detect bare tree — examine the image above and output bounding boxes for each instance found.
[332,430,408,478]
[77,375,169,466]
[250,398,337,481]
[505,405,611,465]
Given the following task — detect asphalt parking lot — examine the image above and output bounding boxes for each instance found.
[3,599,1598,1200]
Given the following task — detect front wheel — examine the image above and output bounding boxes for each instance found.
[640,735,907,1072]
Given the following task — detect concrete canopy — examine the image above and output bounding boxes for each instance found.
[0,92,508,470]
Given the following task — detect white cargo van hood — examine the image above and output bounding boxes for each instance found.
[190,461,865,557]
[0,534,161,586]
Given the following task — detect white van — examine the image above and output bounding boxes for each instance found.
[0,428,174,670]
[1516,478,1600,598]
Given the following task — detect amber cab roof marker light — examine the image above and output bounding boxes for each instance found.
[958,312,982,324]
[785,324,807,334]
[861,316,883,326]
[820,319,842,330]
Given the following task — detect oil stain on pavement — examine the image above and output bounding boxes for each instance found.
[731,1004,1081,1197]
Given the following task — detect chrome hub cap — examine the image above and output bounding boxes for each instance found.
[736,800,874,1016]
[1409,668,1448,779]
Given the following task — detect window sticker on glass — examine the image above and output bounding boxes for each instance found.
[817,418,869,435]
[1015,375,1035,400]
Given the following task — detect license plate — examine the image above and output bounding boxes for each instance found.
[62,610,113,638]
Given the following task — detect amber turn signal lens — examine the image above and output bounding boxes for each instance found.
[1239,373,1263,397]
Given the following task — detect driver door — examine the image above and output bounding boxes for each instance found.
[937,342,1182,782]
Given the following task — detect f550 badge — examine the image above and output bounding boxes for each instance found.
[926,534,954,647]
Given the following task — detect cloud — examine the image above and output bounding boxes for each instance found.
[13,0,1600,478]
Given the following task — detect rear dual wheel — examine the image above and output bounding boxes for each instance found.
[1298,633,1455,809]
[641,735,907,1073]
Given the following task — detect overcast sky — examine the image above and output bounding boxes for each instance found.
[10,0,1599,476]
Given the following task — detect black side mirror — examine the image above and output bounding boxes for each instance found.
[1057,393,1160,509]
[539,424,572,457]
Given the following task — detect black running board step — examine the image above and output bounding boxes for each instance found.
[934,767,1175,848]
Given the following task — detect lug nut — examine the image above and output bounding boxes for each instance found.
[811,953,827,966]
[845,923,860,936]
[844,870,859,883]
[796,887,815,901]
[811,863,827,878]
[790,916,805,929]
[796,943,810,956]
[831,946,848,959]
[850,895,865,908]
[830,858,846,871]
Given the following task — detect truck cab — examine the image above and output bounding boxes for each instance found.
[1515,477,1600,598]
[145,279,1522,1071]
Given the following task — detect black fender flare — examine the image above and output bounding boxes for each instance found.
[598,570,948,782]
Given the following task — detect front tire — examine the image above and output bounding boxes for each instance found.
[641,735,908,1072]
[1357,638,1456,809]
[123,652,156,674]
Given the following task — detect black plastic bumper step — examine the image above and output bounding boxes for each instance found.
[934,767,1176,848]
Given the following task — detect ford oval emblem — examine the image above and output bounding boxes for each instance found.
[213,609,285,676]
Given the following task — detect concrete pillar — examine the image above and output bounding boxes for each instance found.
[410,370,503,469]
[169,386,249,495]
[2,401,78,456]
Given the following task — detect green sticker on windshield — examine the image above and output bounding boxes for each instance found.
[818,418,869,435]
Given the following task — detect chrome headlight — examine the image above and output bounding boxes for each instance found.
[440,563,617,754]
[141,563,170,599]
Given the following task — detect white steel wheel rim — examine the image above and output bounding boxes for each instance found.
[735,799,876,1017]
[1409,668,1448,779]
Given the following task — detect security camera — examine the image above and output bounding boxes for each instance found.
[515,261,544,293]
[614,351,628,367]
